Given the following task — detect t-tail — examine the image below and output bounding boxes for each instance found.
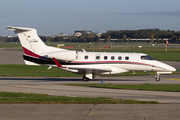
[5,26,68,65]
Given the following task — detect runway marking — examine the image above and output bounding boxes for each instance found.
[167,79,180,81]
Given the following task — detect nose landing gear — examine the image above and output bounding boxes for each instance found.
[155,75,160,82]
[155,72,160,82]
[155,72,174,82]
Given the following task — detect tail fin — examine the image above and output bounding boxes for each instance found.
[6,26,48,56]
[6,26,68,66]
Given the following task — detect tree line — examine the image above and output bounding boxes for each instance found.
[1,28,180,43]
[100,28,180,43]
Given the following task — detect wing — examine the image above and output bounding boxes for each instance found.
[53,57,112,72]
[52,57,129,75]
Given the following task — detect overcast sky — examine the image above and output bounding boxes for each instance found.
[1,0,180,36]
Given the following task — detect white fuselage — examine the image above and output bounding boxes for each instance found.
[53,51,176,75]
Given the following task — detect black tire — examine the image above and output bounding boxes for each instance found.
[83,76,89,82]
[155,76,160,82]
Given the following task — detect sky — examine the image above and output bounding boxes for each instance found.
[1,0,180,36]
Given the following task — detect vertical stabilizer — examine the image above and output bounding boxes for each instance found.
[6,26,48,56]
[6,26,68,66]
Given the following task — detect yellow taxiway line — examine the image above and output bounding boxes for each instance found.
[167,79,180,81]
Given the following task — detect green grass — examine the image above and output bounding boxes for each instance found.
[143,51,180,61]
[0,43,22,50]
[0,65,81,77]
[0,44,21,48]
[0,92,158,104]
[65,84,180,92]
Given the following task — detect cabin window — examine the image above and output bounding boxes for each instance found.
[111,56,115,60]
[118,56,122,60]
[125,56,129,60]
[85,55,88,60]
[104,56,108,60]
[96,55,100,60]
[141,56,155,60]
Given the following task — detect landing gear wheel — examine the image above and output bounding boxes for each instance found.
[83,75,89,82]
[155,75,160,82]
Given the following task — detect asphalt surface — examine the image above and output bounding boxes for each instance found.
[1,49,180,120]
[0,49,24,64]
[0,76,180,103]
[0,104,180,120]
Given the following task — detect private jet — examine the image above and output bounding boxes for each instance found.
[6,26,176,82]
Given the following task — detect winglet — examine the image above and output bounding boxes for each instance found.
[53,57,66,68]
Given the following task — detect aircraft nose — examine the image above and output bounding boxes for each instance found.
[166,65,176,72]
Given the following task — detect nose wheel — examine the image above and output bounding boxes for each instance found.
[155,75,160,82]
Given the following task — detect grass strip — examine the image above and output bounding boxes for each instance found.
[0,92,158,104]
[0,65,81,77]
[64,83,180,92]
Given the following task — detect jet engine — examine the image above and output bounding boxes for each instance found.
[48,51,77,61]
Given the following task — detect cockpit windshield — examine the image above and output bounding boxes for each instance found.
[141,55,155,60]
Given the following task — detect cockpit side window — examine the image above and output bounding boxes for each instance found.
[141,56,155,60]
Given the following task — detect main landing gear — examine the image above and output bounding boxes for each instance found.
[83,75,90,82]
[82,73,95,82]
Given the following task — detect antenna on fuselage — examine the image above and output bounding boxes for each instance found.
[82,49,86,52]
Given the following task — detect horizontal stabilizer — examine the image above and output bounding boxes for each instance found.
[5,26,34,32]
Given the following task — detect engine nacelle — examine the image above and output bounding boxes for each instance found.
[48,51,77,61]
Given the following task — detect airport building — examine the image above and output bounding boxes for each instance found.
[74,30,92,37]
[100,38,170,42]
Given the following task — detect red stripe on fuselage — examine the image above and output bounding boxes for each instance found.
[70,61,150,66]
[70,61,164,69]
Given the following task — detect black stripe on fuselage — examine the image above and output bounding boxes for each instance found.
[23,55,79,65]
[23,55,55,65]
